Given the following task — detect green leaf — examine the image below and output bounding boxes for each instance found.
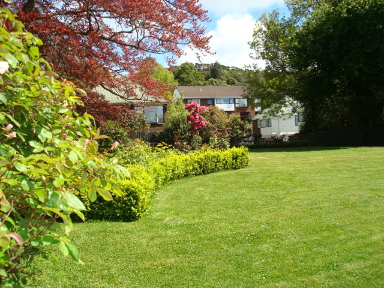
[0,198,11,212]
[56,162,71,177]
[4,114,20,127]
[68,151,78,164]
[42,235,60,246]
[101,180,111,190]
[59,241,69,256]
[53,178,65,188]
[14,162,27,172]
[37,127,52,142]
[97,188,113,201]
[80,172,88,183]
[34,189,45,202]
[0,269,7,277]
[0,92,7,104]
[47,191,61,208]
[2,178,18,186]
[57,107,69,113]
[29,140,43,152]
[73,209,85,222]
[3,54,18,68]
[0,236,10,250]
[91,178,101,188]
[63,193,86,211]
[0,159,9,167]
[88,189,97,202]
[29,46,40,59]
[88,142,98,156]
[31,240,39,247]
[64,241,81,262]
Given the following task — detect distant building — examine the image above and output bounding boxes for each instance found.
[94,85,168,132]
[173,86,255,122]
[251,102,304,139]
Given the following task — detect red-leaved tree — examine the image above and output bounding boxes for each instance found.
[3,0,211,123]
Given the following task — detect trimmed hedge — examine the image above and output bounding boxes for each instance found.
[85,146,249,221]
[84,165,155,221]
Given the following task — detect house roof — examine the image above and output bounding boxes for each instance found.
[94,85,168,105]
[176,86,246,98]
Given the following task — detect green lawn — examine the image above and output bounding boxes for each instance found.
[31,147,384,287]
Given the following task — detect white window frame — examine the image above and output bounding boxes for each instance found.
[185,98,200,105]
[216,98,234,104]
[235,98,248,108]
[258,119,272,128]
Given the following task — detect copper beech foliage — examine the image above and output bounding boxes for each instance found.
[4,0,211,123]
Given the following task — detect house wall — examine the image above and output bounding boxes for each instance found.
[183,99,254,116]
[260,115,300,138]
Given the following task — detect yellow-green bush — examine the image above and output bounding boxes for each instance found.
[86,146,249,221]
[85,165,155,221]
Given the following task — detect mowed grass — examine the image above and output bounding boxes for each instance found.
[31,147,384,287]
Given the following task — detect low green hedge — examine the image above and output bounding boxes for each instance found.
[85,146,250,221]
[84,165,155,221]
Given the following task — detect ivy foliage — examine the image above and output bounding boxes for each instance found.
[0,8,128,287]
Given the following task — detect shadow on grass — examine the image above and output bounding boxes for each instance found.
[248,146,352,153]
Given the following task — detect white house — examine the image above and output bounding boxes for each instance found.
[252,100,304,139]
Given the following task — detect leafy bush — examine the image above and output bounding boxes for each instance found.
[228,115,253,147]
[88,146,250,221]
[160,99,190,145]
[0,9,127,286]
[85,165,155,221]
[108,139,153,166]
[98,111,147,150]
[147,146,250,188]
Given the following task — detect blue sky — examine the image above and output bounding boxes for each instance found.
[172,0,290,68]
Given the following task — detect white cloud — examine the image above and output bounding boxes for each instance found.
[178,14,264,68]
[199,0,285,16]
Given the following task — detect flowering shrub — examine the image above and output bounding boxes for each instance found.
[185,102,210,132]
[0,9,127,286]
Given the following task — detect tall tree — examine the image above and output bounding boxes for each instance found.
[245,10,297,112]
[174,62,205,86]
[291,0,384,131]
[246,0,384,132]
[3,0,211,123]
[152,63,178,87]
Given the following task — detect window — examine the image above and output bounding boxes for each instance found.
[144,106,164,123]
[235,98,248,107]
[185,99,200,105]
[295,113,305,126]
[216,98,234,104]
[206,99,213,105]
[258,119,271,128]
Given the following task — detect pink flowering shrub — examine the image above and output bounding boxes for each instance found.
[185,102,210,133]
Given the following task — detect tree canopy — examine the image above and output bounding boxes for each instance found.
[3,0,211,123]
[174,62,205,86]
[245,0,384,132]
[174,62,247,86]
